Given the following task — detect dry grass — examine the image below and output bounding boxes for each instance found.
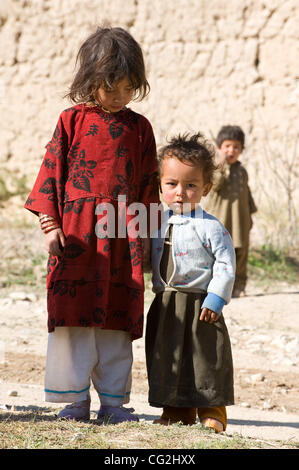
[0,410,296,450]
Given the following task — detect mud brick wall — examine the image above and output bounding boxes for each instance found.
[1,0,298,235]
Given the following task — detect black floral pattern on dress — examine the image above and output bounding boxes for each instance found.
[113,310,128,319]
[39,176,64,208]
[25,196,35,206]
[66,146,97,193]
[39,177,56,195]
[126,286,140,300]
[103,237,112,252]
[115,145,129,158]
[93,307,107,324]
[46,125,64,160]
[112,160,137,200]
[53,278,87,297]
[85,123,99,136]
[109,121,124,140]
[63,197,95,215]
[47,256,58,276]
[96,108,139,135]
[129,240,143,266]
[96,287,103,297]
[79,317,91,327]
[55,319,66,327]
[123,239,143,267]
[44,158,56,170]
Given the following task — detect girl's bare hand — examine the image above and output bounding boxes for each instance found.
[200,307,220,324]
[45,228,66,257]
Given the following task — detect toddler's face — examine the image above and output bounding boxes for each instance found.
[219,139,243,165]
[95,77,134,113]
[160,156,212,214]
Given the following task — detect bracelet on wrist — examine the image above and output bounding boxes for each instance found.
[43,225,60,234]
[38,213,60,234]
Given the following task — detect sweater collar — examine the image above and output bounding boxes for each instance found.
[166,205,203,225]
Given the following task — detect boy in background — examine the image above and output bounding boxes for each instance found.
[206,125,257,297]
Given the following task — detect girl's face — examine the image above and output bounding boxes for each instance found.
[160,156,212,214]
[95,77,135,113]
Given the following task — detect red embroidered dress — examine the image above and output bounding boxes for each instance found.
[24,104,159,340]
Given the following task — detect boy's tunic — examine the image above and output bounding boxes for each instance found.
[205,161,257,248]
[24,104,159,340]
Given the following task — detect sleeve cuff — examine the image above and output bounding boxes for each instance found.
[202,293,226,314]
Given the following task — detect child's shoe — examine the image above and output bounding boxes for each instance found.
[97,405,139,424]
[153,407,196,426]
[58,397,91,421]
[201,417,224,433]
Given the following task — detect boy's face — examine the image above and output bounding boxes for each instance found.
[218,139,243,165]
[160,155,212,214]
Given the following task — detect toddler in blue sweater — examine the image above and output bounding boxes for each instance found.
[146,133,235,432]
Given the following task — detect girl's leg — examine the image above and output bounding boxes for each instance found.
[91,329,138,423]
[197,406,227,432]
[154,406,197,425]
[45,327,98,419]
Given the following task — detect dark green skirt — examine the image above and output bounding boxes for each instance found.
[145,290,234,408]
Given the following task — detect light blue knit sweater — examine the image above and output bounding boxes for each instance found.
[151,205,236,314]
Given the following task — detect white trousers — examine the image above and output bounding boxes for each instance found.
[44,327,133,406]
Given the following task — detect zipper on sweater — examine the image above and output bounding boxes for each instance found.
[166,224,176,286]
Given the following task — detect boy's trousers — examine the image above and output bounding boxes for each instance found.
[234,244,249,290]
[44,327,132,406]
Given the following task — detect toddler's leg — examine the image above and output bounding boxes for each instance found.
[154,406,197,425]
[197,406,227,432]
[92,329,138,423]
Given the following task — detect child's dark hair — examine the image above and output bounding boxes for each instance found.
[216,125,245,149]
[158,133,217,185]
[66,26,150,103]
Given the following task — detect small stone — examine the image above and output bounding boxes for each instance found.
[9,292,36,302]
[263,400,274,410]
[71,433,84,442]
[285,338,298,353]
[240,402,251,408]
[250,373,265,383]
[248,335,271,344]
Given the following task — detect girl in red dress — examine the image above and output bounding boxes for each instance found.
[24,26,159,423]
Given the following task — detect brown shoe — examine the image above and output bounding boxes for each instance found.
[201,417,224,433]
[153,406,196,425]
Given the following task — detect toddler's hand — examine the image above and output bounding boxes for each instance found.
[200,307,220,324]
[45,228,66,257]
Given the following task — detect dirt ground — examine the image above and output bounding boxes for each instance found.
[0,204,298,445]
[0,281,299,444]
